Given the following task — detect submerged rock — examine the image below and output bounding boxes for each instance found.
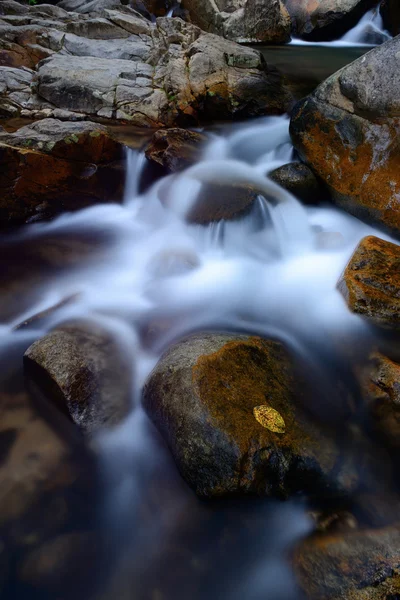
[290,36,400,236]
[0,119,124,225]
[338,236,400,330]
[145,128,207,173]
[182,0,291,44]
[269,162,324,204]
[24,320,132,434]
[293,524,400,599]
[284,0,375,41]
[143,333,354,499]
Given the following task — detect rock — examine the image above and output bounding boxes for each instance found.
[269,162,324,204]
[182,0,291,44]
[24,320,132,434]
[57,0,127,12]
[186,182,258,223]
[145,128,207,173]
[359,351,400,449]
[290,36,400,236]
[0,66,34,118]
[380,0,400,36]
[293,524,400,599]
[0,119,125,225]
[338,236,400,330]
[284,0,375,41]
[143,332,355,499]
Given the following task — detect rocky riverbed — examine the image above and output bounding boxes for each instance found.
[2,1,400,599]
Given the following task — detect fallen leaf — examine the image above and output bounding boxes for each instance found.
[253,405,285,434]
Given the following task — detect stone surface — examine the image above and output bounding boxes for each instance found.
[293,524,400,599]
[380,0,400,36]
[269,162,324,204]
[284,0,375,41]
[0,6,291,126]
[186,182,258,223]
[338,236,400,330]
[131,0,174,18]
[0,118,125,225]
[143,332,355,499]
[182,0,291,43]
[24,321,132,434]
[145,128,207,172]
[290,36,400,236]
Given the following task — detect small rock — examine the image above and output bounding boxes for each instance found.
[145,128,207,173]
[143,333,354,498]
[24,320,132,434]
[338,236,400,329]
[269,162,324,204]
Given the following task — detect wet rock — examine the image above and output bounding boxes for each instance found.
[338,236,400,330]
[380,0,400,36]
[24,320,132,434]
[145,128,207,173]
[290,36,400,236]
[269,162,324,204]
[0,118,125,225]
[131,0,174,18]
[186,183,258,224]
[293,524,400,599]
[182,0,291,44]
[359,351,400,449]
[143,332,354,499]
[284,0,375,41]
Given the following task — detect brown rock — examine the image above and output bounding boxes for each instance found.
[269,162,324,204]
[293,524,400,599]
[338,236,400,330]
[186,182,258,224]
[24,320,132,434]
[145,128,207,173]
[131,0,174,18]
[143,333,354,499]
[0,119,124,226]
[290,36,400,236]
[359,351,400,449]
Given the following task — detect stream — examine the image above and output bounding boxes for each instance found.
[1,4,397,600]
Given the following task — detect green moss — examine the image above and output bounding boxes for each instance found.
[89,131,101,138]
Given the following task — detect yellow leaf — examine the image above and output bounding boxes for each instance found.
[253,405,285,434]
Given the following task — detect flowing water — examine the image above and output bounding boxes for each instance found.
[2,111,397,599]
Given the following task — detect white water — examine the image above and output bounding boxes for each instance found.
[291,5,391,47]
[2,115,395,599]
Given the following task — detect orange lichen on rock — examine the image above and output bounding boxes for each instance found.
[338,235,400,329]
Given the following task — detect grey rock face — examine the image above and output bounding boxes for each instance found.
[269,162,324,204]
[182,0,291,43]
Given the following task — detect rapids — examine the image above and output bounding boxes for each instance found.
[1,114,396,598]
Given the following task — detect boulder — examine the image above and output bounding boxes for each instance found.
[338,236,400,330]
[24,320,132,434]
[182,0,291,44]
[186,183,258,223]
[131,0,174,18]
[290,36,400,237]
[293,524,400,599]
[269,162,324,204]
[145,128,207,172]
[380,0,400,36]
[143,333,355,498]
[284,0,375,41]
[0,119,124,225]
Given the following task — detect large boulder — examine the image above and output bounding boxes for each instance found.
[380,0,400,36]
[0,8,291,126]
[284,0,375,41]
[182,0,291,43]
[0,119,125,225]
[290,36,400,237]
[142,333,358,499]
[338,236,400,330]
[293,524,400,599]
[24,320,132,434]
